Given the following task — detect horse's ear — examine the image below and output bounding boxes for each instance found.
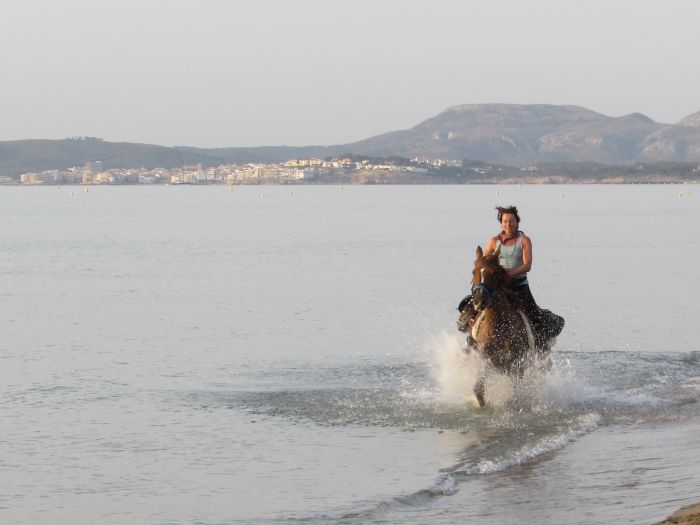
[493,246,501,259]
[476,246,483,259]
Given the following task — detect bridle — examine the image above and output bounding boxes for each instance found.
[471,261,503,310]
[471,281,499,309]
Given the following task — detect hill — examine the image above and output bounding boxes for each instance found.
[340,104,700,165]
[0,138,339,179]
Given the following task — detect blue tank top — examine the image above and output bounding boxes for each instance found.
[495,231,528,285]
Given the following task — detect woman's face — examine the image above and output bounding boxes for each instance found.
[501,213,519,237]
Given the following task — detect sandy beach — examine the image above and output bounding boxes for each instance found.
[656,503,700,524]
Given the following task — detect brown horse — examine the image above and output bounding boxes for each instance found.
[461,246,540,407]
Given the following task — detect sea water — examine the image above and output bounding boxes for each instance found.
[1,184,699,524]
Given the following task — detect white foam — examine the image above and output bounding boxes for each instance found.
[432,473,458,496]
[469,413,601,475]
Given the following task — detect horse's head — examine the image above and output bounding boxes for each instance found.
[471,246,509,310]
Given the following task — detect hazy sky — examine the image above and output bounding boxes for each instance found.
[2,0,699,147]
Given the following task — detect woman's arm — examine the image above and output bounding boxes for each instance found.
[508,235,532,277]
[484,237,497,254]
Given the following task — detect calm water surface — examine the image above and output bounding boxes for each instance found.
[1,184,699,524]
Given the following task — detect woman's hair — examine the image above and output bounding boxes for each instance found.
[496,205,520,223]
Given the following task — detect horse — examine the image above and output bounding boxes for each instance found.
[459,246,543,407]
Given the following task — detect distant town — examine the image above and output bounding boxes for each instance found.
[12,157,435,186]
[5,155,700,186]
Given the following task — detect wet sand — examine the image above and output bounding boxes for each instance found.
[656,503,700,524]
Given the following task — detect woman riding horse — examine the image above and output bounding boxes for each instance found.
[458,206,564,351]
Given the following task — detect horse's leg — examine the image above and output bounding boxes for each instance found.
[474,377,486,408]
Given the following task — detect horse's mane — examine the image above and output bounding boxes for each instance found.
[479,250,511,289]
[474,249,516,304]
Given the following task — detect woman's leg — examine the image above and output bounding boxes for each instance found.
[510,285,547,348]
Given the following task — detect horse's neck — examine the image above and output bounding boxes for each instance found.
[472,296,533,361]
[473,297,515,338]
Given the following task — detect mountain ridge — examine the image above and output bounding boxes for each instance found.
[2,104,700,178]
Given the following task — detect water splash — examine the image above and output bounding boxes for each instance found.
[424,331,585,409]
[424,331,485,405]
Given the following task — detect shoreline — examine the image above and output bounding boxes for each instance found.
[1,179,699,187]
[656,503,700,524]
